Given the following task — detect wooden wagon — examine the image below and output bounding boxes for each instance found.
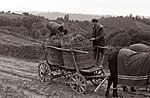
[38,43,109,94]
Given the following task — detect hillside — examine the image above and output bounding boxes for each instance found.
[98,17,137,35]
[0,12,150,42]
[0,12,25,19]
[0,32,39,46]
[28,11,112,21]
[98,17,150,35]
[135,21,150,33]
[0,12,150,60]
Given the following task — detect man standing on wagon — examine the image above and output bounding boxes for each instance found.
[90,18,107,66]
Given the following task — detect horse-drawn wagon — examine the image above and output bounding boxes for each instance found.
[38,41,108,94]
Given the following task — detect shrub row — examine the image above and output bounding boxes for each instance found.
[0,44,45,60]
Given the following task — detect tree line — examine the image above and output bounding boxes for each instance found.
[117,13,150,25]
[0,12,150,47]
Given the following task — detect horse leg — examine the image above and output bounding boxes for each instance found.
[113,80,118,97]
[105,77,113,96]
[106,50,119,97]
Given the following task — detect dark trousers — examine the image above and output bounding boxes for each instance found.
[93,47,104,65]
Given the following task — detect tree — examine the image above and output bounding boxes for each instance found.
[112,33,131,47]
[22,12,30,16]
[0,16,12,26]
[129,13,134,20]
[64,14,69,22]
[108,29,125,41]
[126,28,141,44]
[21,16,40,29]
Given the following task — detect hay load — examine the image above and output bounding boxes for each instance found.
[45,35,64,65]
[61,34,94,69]
[45,21,94,68]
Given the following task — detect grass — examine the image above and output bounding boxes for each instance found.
[99,17,137,35]
[0,32,6,36]
[3,35,39,46]
[0,12,24,19]
[0,31,40,46]
[135,21,150,33]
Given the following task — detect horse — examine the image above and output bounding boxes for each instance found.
[105,43,150,97]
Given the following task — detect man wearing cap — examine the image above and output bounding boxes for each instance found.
[91,19,106,66]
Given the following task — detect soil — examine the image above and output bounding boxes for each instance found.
[0,56,150,98]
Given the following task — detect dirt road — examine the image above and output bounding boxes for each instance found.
[0,56,149,98]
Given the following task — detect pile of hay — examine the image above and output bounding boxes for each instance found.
[61,34,94,69]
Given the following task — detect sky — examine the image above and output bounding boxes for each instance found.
[0,0,150,16]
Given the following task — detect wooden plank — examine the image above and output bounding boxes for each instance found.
[94,75,110,92]
[97,46,109,49]
[44,45,89,54]
[85,75,107,79]
[81,66,103,73]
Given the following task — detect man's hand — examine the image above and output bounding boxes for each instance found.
[90,38,96,41]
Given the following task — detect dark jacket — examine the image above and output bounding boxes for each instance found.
[92,24,106,47]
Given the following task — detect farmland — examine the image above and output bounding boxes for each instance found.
[0,56,150,98]
[0,12,150,97]
[0,32,39,46]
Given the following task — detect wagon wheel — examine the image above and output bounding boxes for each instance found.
[38,63,52,84]
[69,73,87,94]
[90,69,105,86]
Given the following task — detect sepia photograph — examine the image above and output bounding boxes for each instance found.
[0,0,150,98]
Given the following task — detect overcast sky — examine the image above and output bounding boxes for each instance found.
[1,0,149,16]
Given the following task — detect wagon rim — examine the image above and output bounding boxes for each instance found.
[69,73,87,94]
[38,63,52,84]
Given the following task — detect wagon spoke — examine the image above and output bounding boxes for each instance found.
[75,75,79,81]
[80,83,86,87]
[70,73,87,94]
[71,77,77,82]
[40,64,44,71]
[43,76,46,82]
[79,86,84,92]
[38,63,52,84]
[41,75,44,82]
[78,86,82,93]
[70,81,76,85]
[40,64,45,73]
[73,85,77,90]
[79,79,85,83]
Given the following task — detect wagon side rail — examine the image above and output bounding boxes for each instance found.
[43,44,89,72]
[44,45,89,54]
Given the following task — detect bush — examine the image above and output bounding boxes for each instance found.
[112,33,131,47]
[0,44,45,60]
[107,27,150,47]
